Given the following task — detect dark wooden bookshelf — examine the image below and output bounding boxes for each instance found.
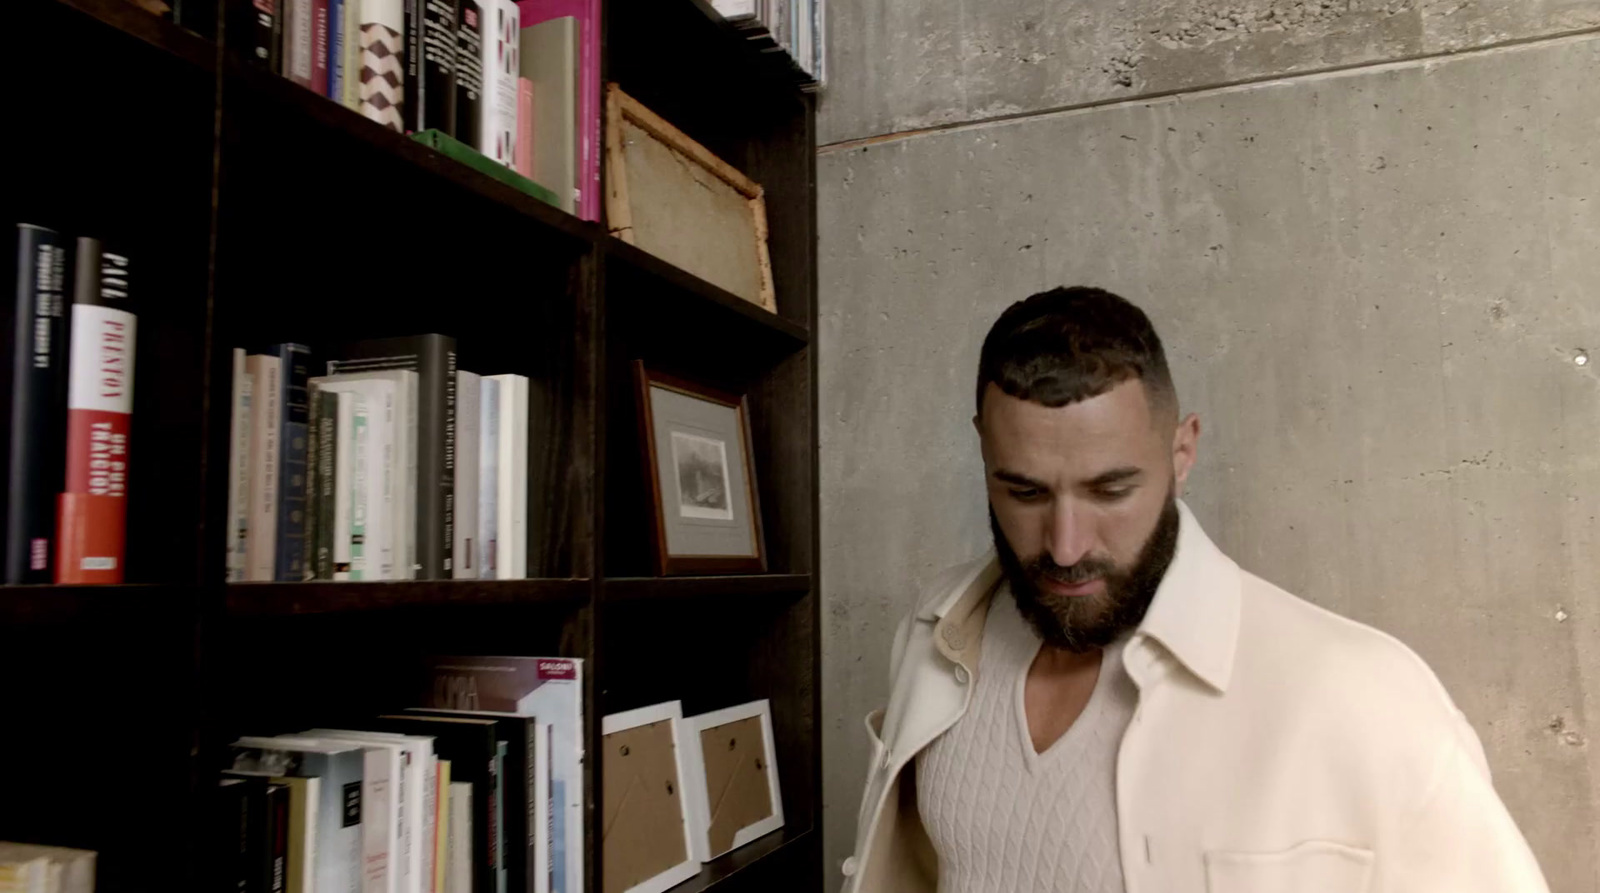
[2,1,819,892]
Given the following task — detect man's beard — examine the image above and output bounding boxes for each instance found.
[992,490,1180,653]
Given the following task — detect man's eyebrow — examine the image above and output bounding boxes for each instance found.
[1086,467,1143,487]
[992,469,1047,488]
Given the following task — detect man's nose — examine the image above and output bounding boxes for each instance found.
[1046,500,1095,568]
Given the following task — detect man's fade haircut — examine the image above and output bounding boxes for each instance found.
[976,286,1177,422]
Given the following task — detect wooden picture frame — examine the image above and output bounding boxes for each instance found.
[682,699,785,862]
[604,83,778,314]
[601,701,700,893]
[635,362,767,576]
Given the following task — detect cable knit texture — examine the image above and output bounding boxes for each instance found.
[916,586,1137,893]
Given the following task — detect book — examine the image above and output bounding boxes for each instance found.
[374,714,498,893]
[420,0,459,133]
[307,729,439,893]
[518,17,575,214]
[409,129,558,207]
[231,737,366,893]
[57,237,135,585]
[485,374,527,579]
[286,0,314,87]
[310,377,397,580]
[479,0,518,166]
[6,224,69,584]
[421,656,584,893]
[330,0,346,102]
[268,781,291,893]
[218,776,264,893]
[360,0,406,131]
[244,352,281,580]
[476,375,497,578]
[269,343,313,582]
[341,0,363,110]
[312,0,332,95]
[234,0,281,69]
[272,775,322,893]
[327,336,454,578]
[513,78,534,179]
[0,844,95,893]
[455,0,485,146]
[332,390,357,579]
[446,783,473,893]
[434,759,451,893]
[307,387,338,580]
[301,733,406,893]
[517,0,598,220]
[452,371,479,579]
[318,369,416,578]
[227,349,253,582]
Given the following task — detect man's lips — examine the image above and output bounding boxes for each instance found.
[1038,576,1104,597]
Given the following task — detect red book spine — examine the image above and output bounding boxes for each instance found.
[312,0,331,96]
[514,77,534,179]
[56,243,136,585]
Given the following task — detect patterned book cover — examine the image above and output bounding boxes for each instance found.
[360,0,405,130]
[480,0,519,166]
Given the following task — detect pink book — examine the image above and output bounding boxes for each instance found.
[515,77,536,179]
[311,0,330,96]
[517,0,600,221]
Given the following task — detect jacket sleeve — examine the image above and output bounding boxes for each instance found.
[1384,712,1550,892]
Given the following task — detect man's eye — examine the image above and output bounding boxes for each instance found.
[1094,487,1133,501]
[1009,488,1045,502]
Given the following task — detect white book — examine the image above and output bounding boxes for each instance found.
[332,391,358,580]
[447,783,473,893]
[231,736,366,893]
[244,353,282,581]
[321,370,418,578]
[487,374,528,579]
[226,348,253,582]
[307,731,433,893]
[0,844,94,893]
[313,377,397,579]
[521,17,578,214]
[481,0,520,166]
[453,372,481,579]
[533,721,551,893]
[477,376,500,579]
[298,735,401,893]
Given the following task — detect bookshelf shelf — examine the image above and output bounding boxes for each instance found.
[602,574,812,603]
[6,1,819,891]
[224,578,592,617]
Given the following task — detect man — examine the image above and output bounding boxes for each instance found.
[843,287,1548,893]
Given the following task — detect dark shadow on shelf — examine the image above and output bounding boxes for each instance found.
[602,574,810,603]
[663,828,817,893]
[225,578,591,616]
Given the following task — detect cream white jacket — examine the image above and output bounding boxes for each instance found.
[844,502,1549,893]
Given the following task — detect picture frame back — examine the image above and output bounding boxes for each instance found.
[600,701,700,893]
[604,83,778,314]
[682,699,785,862]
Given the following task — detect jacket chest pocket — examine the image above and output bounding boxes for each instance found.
[1205,840,1375,893]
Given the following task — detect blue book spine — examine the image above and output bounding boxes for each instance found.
[274,343,313,581]
[329,0,345,100]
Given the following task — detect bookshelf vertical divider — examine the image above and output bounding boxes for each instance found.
[0,1,818,892]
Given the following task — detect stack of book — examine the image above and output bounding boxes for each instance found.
[223,655,584,893]
[233,0,601,219]
[0,843,96,893]
[709,0,823,86]
[225,335,532,582]
[4,224,138,586]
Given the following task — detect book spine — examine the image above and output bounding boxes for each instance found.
[477,376,497,579]
[329,0,345,100]
[312,0,332,95]
[236,0,278,67]
[454,0,483,145]
[286,0,313,86]
[480,0,518,165]
[531,723,550,893]
[403,0,423,131]
[342,0,362,109]
[513,78,533,179]
[333,391,357,580]
[6,225,69,584]
[245,355,281,581]
[314,390,337,579]
[452,371,478,579]
[226,348,253,582]
[421,0,458,133]
[349,396,369,579]
[57,238,135,585]
[361,0,405,130]
[268,783,291,893]
[492,741,505,893]
[274,344,312,582]
[494,375,527,579]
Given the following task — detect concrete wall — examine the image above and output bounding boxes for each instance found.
[815,3,1600,890]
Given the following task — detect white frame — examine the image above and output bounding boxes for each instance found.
[682,699,785,862]
[600,701,700,893]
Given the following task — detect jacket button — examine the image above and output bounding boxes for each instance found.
[842,857,859,877]
[954,665,970,685]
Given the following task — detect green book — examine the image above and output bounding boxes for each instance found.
[411,129,560,209]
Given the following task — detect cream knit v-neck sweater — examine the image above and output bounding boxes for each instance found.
[915,588,1137,893]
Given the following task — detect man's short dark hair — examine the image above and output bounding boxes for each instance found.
[976,286,1176,421]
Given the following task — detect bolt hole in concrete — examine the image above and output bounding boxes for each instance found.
[1576,349,1590,366]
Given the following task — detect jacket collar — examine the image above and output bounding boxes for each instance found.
[925,500,1242,693]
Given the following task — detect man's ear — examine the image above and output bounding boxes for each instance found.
[1172,413,1201,494]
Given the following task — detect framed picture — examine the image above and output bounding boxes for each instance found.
[601,701,700,893]
[635,362,766,576]
[604,84,778,314]
[683,700,785,862]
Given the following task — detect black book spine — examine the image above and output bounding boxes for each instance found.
[403,0,422,131]
[453,0,484,145]
[311,389,337,579]
[5,225,70,584]
[273,343,312,581]
[328,335,455,578]
[233,0,278,67]
[421,0,459,134]
[265,783,289,893]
